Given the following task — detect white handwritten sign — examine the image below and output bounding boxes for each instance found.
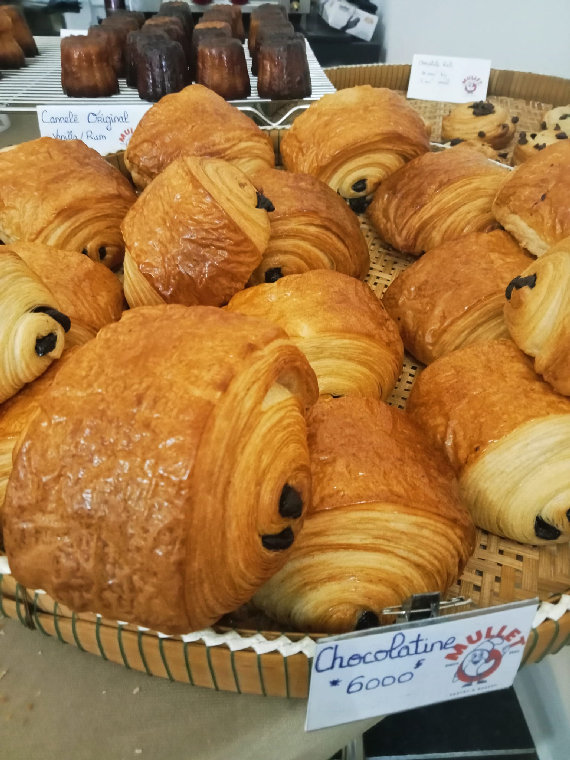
[37,105,152,155]
[306,599,537,731]
[407,54,491,103]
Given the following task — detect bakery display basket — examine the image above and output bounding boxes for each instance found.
[0,59,569,698]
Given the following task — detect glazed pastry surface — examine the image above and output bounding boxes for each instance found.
[0,138,136,269]
[227,269,403,399]
[504,240,570,396]
[249,168,369,284]
[368,145,507,255]
[124,84,275,188]
[122,155,271,307]
[492,141,570,256]
[407,339,570,544]
[254,397,475,633]
[383,230,532,364]
[3,305,319,633]
[280,85,430,201]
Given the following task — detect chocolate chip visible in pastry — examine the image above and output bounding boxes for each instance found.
[355,610,380,630]
[556,132,568,139]
[351,179,367,193]
[256,190,275,212]
[98,246,107,260]
[30,306,71,332]
[264,266,283,282]
[449,138,464,146]
[35,333,58,357]
[470,101,495,116]
[511,116,519,124]
[534,515,561,541]
[478,130,486,138]
[262,526,295,550]
[279,484,303,518]
[505,273,537,300]
[348,196,372,213]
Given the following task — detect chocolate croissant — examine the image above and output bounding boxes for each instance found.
[441,101,515,150]
[0,138,136,269]
[280,86,430,208]
[504,241,570,396]
[253,397,475,634]
[492,140,570,256]
[227,270,404,399]
[6,242,124,348]
[0,348,76,522]
[248,168,370,284]
[383,230,532,364]
[407,339,570,544]
[3,305,319,634]
[122,156,271,308]
[124,84,275,189]
[368,145,508,255]
[0,250,70,404]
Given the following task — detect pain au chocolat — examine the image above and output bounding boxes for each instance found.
[407,339,570,545]
[492,140,570,256]
[0,250,69,404]
[123,84,274,189]
[0,138,136,269]
[227,270,404,399]
[504,239,570,396]
[0,348,76,524]
[368,144,507,255]
[383,230,532,364]
[248,168,369,284]
[253,397,475,634]
[5,242,124,348]
[3,305,319,634]
[280,86,430,208]
[122,156,272,308]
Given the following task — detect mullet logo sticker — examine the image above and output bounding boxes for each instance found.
[445,624,527,687]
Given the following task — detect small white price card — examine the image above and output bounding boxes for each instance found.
[407,53,491,103]
[37,105,152,154]
[306,599,537,731]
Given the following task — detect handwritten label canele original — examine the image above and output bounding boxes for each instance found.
[37,105,152,154]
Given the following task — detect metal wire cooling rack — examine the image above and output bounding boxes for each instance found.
[0,37,336,126]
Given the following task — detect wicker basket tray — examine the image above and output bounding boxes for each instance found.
[1,64,569,697]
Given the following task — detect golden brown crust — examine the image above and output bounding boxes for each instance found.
[5,242,124,346]
[407,340,570,544]
[0,348,77,521]
[512,129,568,165]
[122,156,271,307]
[441,101,515,150]
[249,168,369,283]
[280,86,430,199]
[407,339,570,472]
[492,141,570,256]
[3,305,319,633]
[368,145,508,255]
[0,138,136,269]
[253,397,475,633]
[226,269,403,399]
[383,230,533,364]
[504,241,570,396]
[0,250,68,404]
[542,105,570,131]
[123,84,274,189]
